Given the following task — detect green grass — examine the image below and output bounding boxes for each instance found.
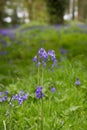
[0,24,87,130]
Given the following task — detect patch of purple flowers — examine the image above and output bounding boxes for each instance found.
[0,91,8,102]
[36,86,44,99]
[33,48,57,67]
[12,90,28,105]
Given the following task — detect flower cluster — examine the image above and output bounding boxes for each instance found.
[33,48,57,67]
[12,91,28,105]
[38,48,48,60]
[36,86,44,99]
[0,91,8,102]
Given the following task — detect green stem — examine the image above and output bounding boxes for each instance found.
[41,66,44,130]
[37,60,40,86]
[37,59,40,130]
[9,105,11,130]
[3,120,6,130]
[41,98,44,130]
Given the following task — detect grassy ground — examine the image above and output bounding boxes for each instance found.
[0,23,87,130]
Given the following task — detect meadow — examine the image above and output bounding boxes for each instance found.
[0,23,87,130]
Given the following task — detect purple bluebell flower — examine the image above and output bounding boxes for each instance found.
[48,50,55,57]
[51,87,56,92]
[48,50,57,67]
[12,94,19,100]
[33,48,57,67]
[52,59,57,67]
[33,56,38,62]
[12,91,28,105]
[5,91,9,95]
[52,56,56,62]
[75,78,80,86]
[0,96,8,102]
[2,96,8,101]
[33,48,48,66]
[38,48,48,60]
[36,86,44,99]
[17,94,28,105]
[0,91,8,102]
[48,50,56,61]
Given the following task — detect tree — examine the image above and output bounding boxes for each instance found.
[78,0,87,21]
[25,0,47,22]
[0,0,6,26]
[46,0,68,24]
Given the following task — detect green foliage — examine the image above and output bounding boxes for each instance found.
[0,24,87,129]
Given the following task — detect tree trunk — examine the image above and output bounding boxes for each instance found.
[78,0,87,21]
[72,0,75,20]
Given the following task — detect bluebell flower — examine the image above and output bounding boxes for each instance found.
[33,48,48,66]
[48,50,54,55]
[48,50,56,61]
[48,50,57,67]
[5,91,9,95]
[0,91,8,102]
[36,86,44,99]
[33,56,38,62]
[38,48,48,60]
[2,96,8,101]
[75,78,80,86]
[12,91,28,105]
[51,87,56,92]
[33,48,57,67]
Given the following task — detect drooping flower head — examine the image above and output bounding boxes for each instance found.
[48,50,55,58]
[48,50,57,67]
[38,48,48,60]
[36,86,44,99]
[32,56,38,62]
[12,90,28,105]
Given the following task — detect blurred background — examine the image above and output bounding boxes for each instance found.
[0,0,87,27]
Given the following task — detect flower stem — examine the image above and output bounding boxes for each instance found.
[41,66,44,130]
[36,64,40,130]
[38,63,40,86]
[41,98,44,130]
